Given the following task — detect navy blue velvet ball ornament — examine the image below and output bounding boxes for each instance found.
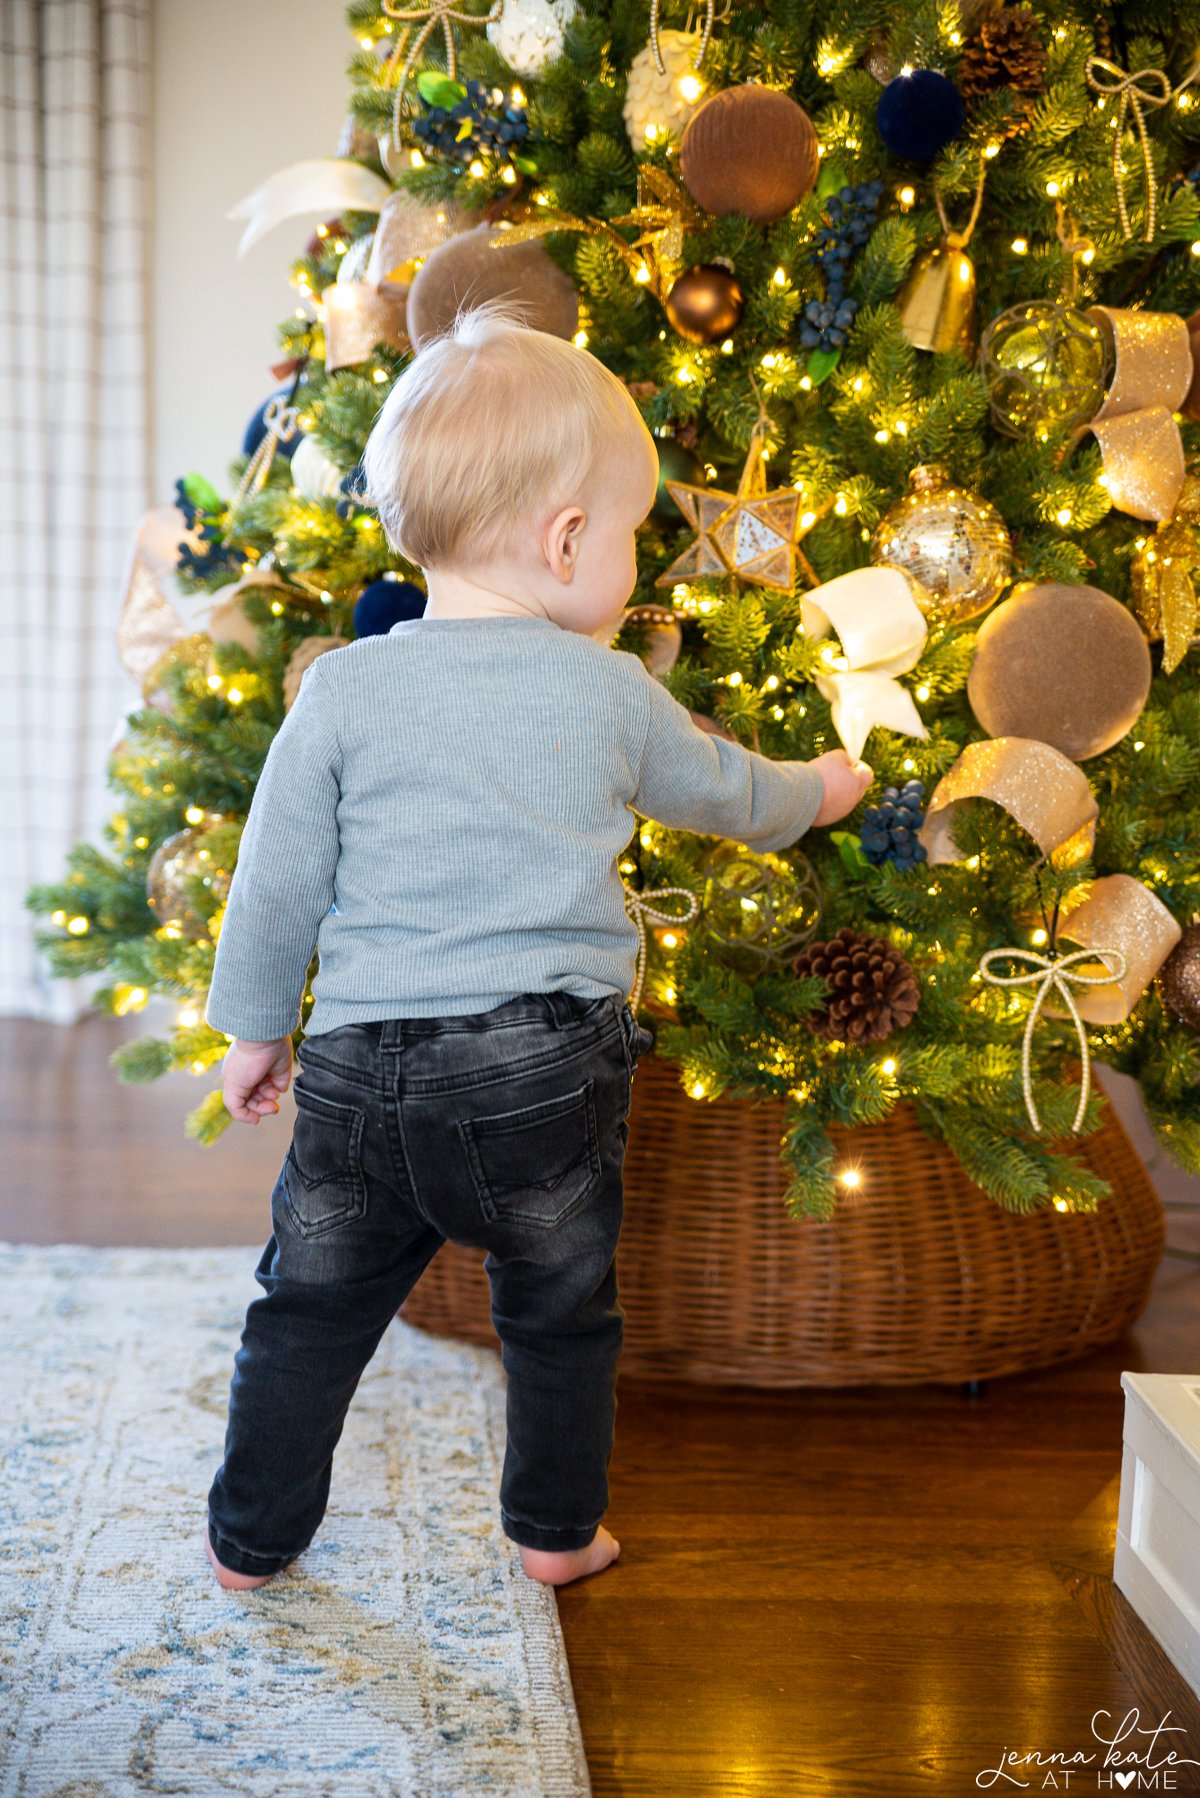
[354,577,427,636]
[876,70,963,162]
[242,388,302,461]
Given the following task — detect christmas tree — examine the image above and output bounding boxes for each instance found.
[27,0,1200,1217]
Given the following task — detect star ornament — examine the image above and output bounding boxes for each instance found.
[656,436,815,593]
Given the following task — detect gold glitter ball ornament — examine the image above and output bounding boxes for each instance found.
[979,301,1113,439]
[870,464,1012,627]
[701,841,822,973]
[1156,924,1200,1032]
[146,817,233,941]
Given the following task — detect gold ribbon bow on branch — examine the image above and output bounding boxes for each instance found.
[978,945,1129,1135]
[623,883,700,1012]
[493,167,700,303]
[1131,473,1200,671]
[1084,56,1198,241]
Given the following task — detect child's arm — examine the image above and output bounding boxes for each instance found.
[628,659,870,848]
[205,657,343,1051]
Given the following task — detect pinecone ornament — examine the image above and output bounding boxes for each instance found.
[958,3,1046,101]
[792,927,920,1044]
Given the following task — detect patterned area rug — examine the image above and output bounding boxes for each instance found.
[0,1244,590,1798]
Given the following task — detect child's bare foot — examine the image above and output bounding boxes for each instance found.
[204,1523,274,1591]
[518,1524,621,1586]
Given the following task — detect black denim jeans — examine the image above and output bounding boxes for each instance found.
[207,990,653,1576]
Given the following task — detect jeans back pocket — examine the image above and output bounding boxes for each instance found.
[283,1085,367,1238]
[459,1078,602,1232]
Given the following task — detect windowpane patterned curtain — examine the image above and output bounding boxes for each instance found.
[0,0,152,1019]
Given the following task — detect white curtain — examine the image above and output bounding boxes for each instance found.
[0,0,152,1020]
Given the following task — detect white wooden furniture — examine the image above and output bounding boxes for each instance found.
[1114,1372,1200,1698]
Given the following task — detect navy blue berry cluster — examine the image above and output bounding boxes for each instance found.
[174,477,239,580]
[801,180,885,352]
[412,79,529,164]
[860,780,928,870]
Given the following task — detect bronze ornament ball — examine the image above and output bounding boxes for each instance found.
[406,223,579,350]
[979,301,1113,439]
[967,582,1152,761]
[1156,924,1200,1031]
[679,85,819,223]
[664,263,745,345]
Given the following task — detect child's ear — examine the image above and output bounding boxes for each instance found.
[544,504,587,584]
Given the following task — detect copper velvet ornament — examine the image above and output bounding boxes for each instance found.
[967,582,1151,761]
[664,263,744,344]
[680,85,819,222]
[1156,924,1200,1031]
[406,223,578,349]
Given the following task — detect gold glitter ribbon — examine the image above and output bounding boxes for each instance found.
[1055,873,1182,1023]
[1131,474,1200,670]
[1084,57,1195,242]
[978,945,1128,1134]
[322,280,410,372]
[800,567,930,763]
[920,738,1098,869]
[366,191,477,286]
[1088,307,1192,523]
[623,883,700,1012]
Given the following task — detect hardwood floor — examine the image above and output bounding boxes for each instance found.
[3,1006,1199,1796]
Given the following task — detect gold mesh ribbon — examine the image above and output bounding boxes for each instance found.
[920,738,1098,869]
[493,170,701,302]
[1131,473,1200,670]
[623,883,700,1012]
[1088,307,1192,523]
[1055,873,1183,1024]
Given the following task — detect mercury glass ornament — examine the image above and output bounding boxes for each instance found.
[700,842,823,973]
[871,463,1012,627]
[979,301,1113,439]
[146,818,233,940]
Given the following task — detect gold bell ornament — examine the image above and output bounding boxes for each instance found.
[895,160,987,356]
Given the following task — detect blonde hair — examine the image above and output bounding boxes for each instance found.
[361,301,650,569]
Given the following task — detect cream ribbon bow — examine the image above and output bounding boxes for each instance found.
[978,945,1129,1135]
[227,160,392,258]
[623,884,700,1013]
[801,566,930,763]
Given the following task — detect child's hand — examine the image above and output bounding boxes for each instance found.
[221,1036,294,1125]
[810,750,874,828]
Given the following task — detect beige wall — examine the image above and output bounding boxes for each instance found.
[150,0,353,503]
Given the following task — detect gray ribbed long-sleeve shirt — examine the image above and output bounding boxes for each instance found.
[203,614,825,1041]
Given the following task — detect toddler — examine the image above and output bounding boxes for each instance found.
[202,304,871,1593]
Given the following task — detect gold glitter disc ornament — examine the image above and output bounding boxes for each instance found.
[979,301,1113,438]
[146,817,233,940]
[870,464,1012,626]
[701,841,822,973]
[1156,923,1200,1031]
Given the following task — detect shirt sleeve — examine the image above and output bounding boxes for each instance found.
[204,657,342,1042]
[627,658,824,853]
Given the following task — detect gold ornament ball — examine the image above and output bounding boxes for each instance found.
[680,85,819,223]
[1157,924,1200,1031]
[146,818,233,940]
[701,842,823,973]
[871,463,1011,627]
[979,301,1113,439]
[664,263,745,345]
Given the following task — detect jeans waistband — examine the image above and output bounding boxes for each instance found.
[371,991,620,1049]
